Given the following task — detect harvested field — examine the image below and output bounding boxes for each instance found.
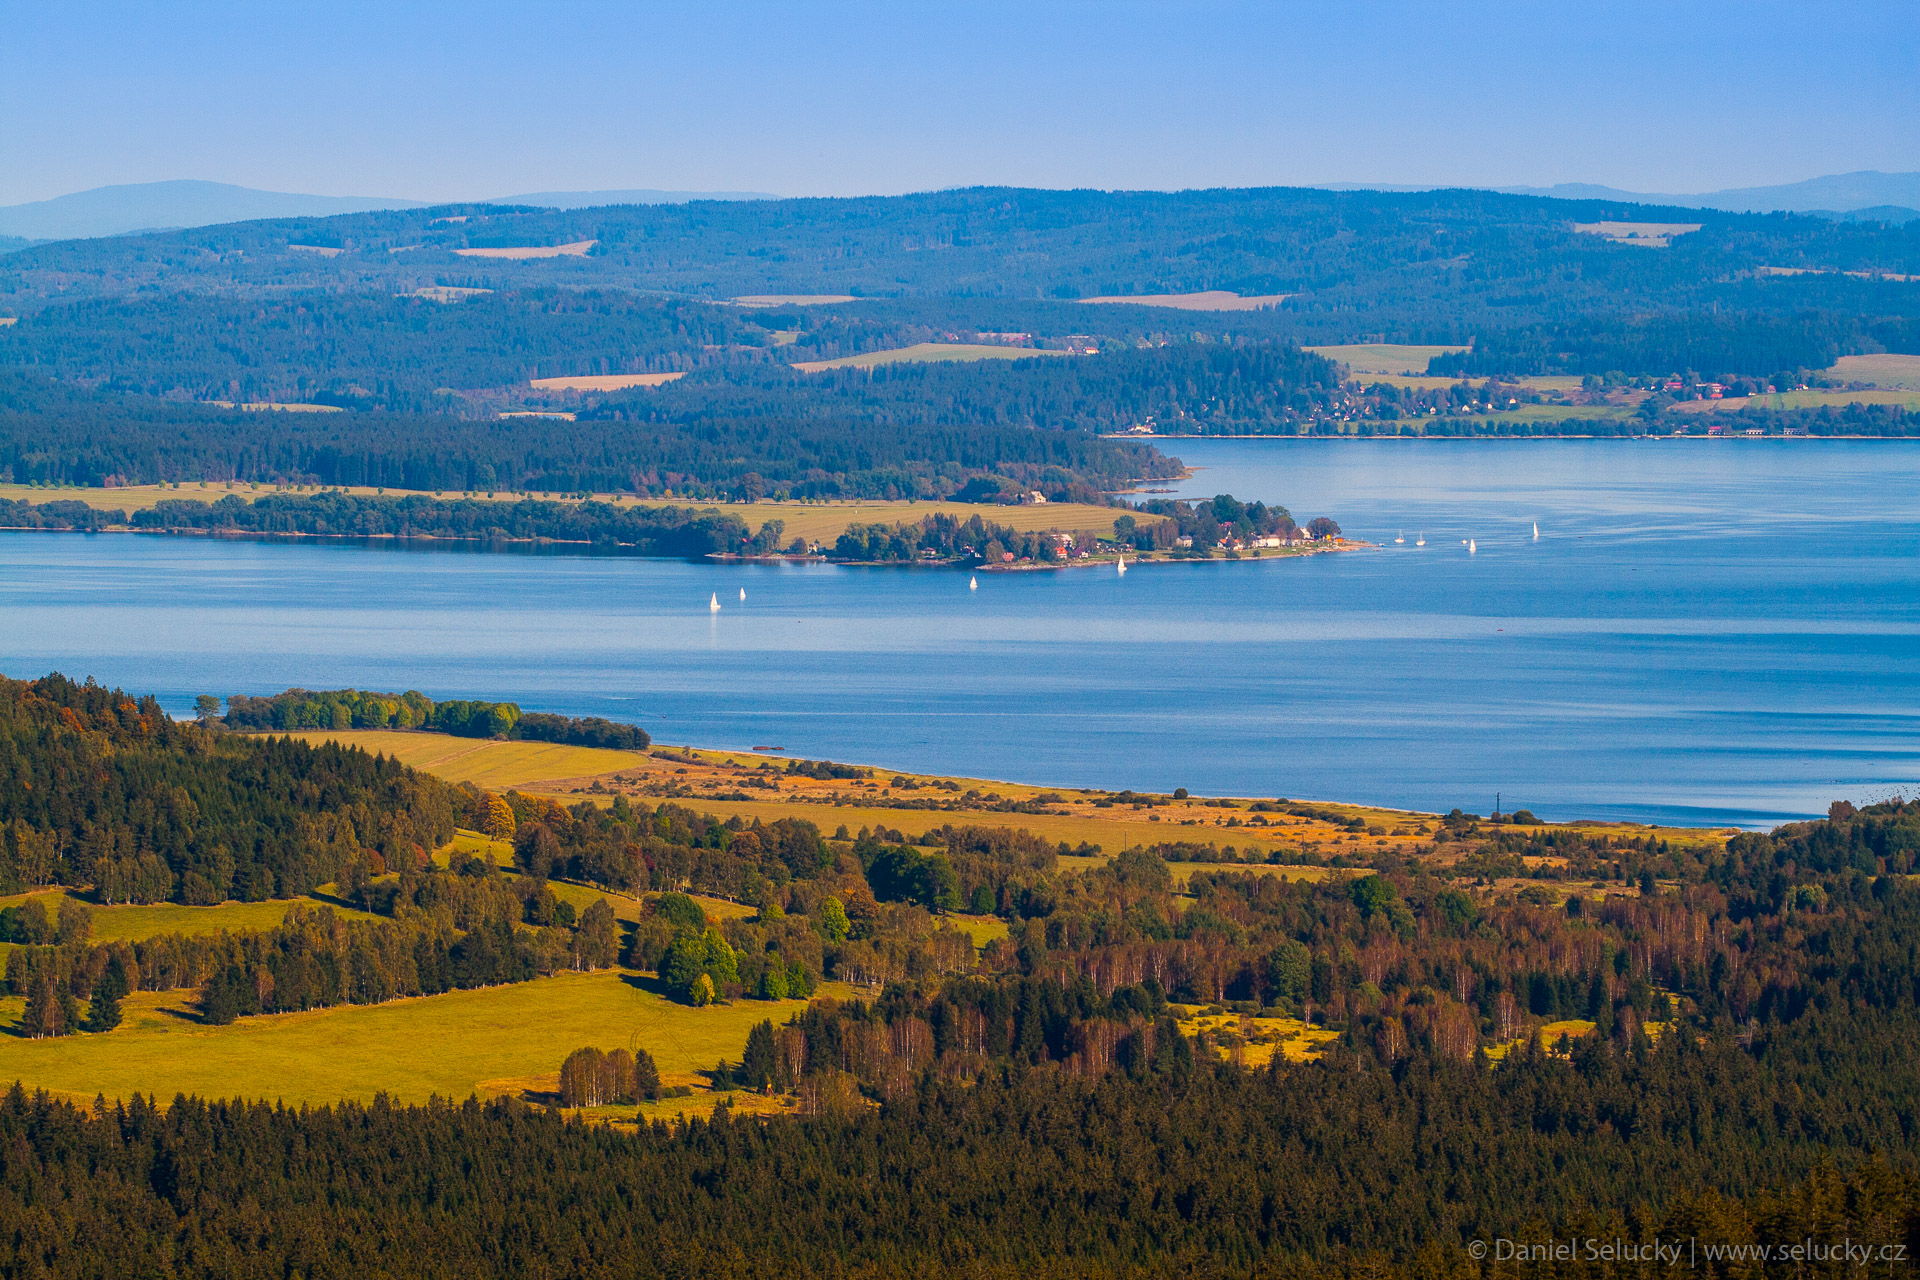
[1077,290,1293,310]
[529,372,686,391]
[454,240,597,259]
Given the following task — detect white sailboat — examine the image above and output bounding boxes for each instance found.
[739,587,747,601]
[1531,521,1540,540]
[708,593,721,612]
[1468,539,1477,554]
[1415,533,1426,546]
[1394,532,1405,544]
[969,575,978,590]
[1116,557,1127,575]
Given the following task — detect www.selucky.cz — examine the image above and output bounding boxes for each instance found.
[1465,1236,1910,1267]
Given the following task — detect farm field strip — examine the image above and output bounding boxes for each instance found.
[528,372,686,391]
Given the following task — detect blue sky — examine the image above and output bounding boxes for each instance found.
[3,0,1914,203]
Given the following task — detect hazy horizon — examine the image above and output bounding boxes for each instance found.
[4,0,1913,207]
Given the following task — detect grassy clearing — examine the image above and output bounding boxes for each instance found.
[0,968,845,1106]
[792,342,1074,372]
[1076,291,1293,311]
[529,372,686,391]
[0,890,379,944]
[1306,343,1467,375]
[1670,388,1920,413]
[1828,353,1920,390]
[948,915,1012,947]
[1571,221,1701,247]
[1176,1007,1337,1066]
[453,240,596,259]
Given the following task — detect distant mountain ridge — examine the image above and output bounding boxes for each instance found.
[1326,171,1920,220]
[6,172,1913,244]
[1501,171,1920,214]
[0,180,781,242]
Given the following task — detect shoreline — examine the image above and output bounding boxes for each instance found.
[0,524,1364,568]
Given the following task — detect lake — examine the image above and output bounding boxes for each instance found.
[5,438,1918,827]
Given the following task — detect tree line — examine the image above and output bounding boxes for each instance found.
[221,685,651,749]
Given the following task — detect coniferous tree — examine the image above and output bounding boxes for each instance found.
[81,954,130,1032]
[19,973,69,1038]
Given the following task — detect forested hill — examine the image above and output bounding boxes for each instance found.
[0,673,455,903]
[4,186,1917,318]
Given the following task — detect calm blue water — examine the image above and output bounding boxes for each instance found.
[3,439,1917,828]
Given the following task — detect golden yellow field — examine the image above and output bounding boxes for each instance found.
[1828,353,1920,390]
[792,342,1074,372]
[280,730,646,789]
[1571,221,1701,247]
[275,727,1719,875]
[286,244,344,257]
[0,968,844,1106]
[529,372,686,391]
[278,729,1426,864]
[453,240,597,258]
[1306,343,1468,375]
[1076,291,1293,311]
